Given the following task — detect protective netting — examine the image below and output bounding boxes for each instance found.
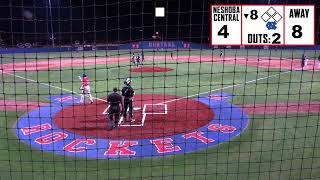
[0,0,320,179]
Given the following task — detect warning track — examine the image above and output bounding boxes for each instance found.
[1,56,319,72]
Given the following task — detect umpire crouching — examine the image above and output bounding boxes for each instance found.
[122,78,135,122]
[107,87,123,128]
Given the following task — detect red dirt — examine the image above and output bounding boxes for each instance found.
[2,56,319,72]
[177,56,320,71]
[129,66,173,72]
[242,102,320,114]
[0,100,49,111]
[53,94,214,140]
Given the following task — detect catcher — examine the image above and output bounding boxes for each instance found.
[78,73,94,104]
[107,87,123,128]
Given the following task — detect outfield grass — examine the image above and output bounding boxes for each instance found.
[0,112,319,180]
[1,50,320,179]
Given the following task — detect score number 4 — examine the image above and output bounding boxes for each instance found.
[218,25,229,38]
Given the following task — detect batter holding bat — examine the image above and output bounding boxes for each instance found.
[78,73,94,104]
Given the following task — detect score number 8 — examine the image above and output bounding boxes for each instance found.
[292,25,303,38]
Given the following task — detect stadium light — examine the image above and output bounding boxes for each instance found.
[155,7,165,44]
[48,0,55,47]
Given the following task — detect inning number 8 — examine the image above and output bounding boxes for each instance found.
[250,10,258,20]
[292,25,303,38]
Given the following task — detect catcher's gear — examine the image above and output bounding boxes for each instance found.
[107,91,123,127]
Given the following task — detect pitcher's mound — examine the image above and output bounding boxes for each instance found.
[129,66,174,73]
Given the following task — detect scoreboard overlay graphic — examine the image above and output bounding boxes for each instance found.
[15,93,249,159]
[210,4,316,46]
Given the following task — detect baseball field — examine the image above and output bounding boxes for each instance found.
[1,49,320,179]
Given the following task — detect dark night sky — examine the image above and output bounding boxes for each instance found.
[0,0,318,46]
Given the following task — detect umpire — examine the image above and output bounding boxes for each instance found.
[122,78,135,122]
[107,87,123,128]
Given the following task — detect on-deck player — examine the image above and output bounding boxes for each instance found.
[78,73,94,104]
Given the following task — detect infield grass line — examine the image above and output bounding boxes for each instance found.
[1,71,108,102]
[157,70,292,105]
[1,69,292,105]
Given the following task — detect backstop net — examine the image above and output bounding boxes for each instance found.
[0,0,320,179]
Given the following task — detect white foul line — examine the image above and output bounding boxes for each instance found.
[2,69,292,126]
[157,70,292,105]
[1,71,107,102]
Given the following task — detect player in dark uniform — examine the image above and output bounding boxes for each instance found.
[141,50,145,64]
[220,50,223,57]
[107,87,123,128]
[136,54,141,67]
[170,51,173,60]
[122,78,135,122]
[301,53,307,69]
[318,54,320,67]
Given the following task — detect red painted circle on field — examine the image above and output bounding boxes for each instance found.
[53,94,214,140]
[129,66,174,72]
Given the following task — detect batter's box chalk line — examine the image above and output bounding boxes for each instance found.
[118,103,168,127]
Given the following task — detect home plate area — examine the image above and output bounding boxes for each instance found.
[117,103,168,127]
[53,94,214,140]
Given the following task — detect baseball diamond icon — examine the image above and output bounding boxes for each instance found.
[261,7,283,22]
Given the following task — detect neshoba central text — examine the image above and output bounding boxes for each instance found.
[212,6,240,14]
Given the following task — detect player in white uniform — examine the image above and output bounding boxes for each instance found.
[301,53,309,70]
[131,53,136,65]
[79,74,94,104]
